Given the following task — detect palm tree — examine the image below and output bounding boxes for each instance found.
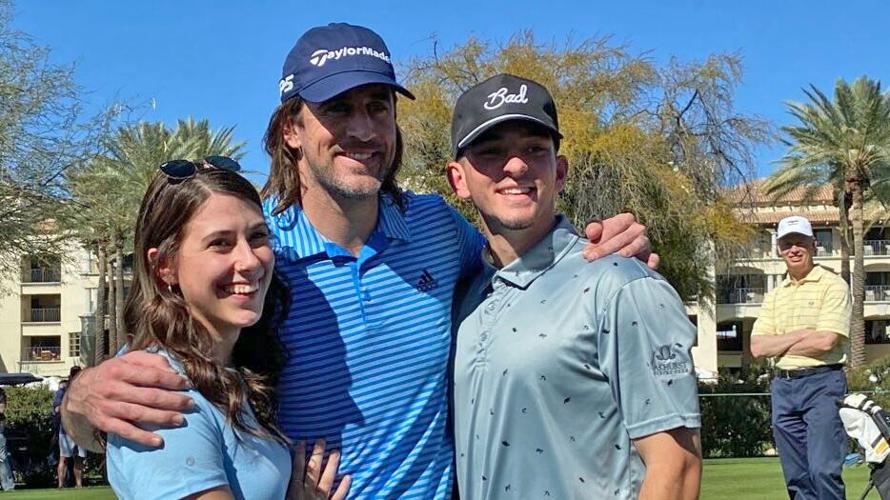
[64,162,112,364]
[765,76,890,368]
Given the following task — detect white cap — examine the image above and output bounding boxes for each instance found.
[777,215,814,239]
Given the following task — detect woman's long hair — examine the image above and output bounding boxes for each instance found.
[124,168,289,442]
[261,94,406,215]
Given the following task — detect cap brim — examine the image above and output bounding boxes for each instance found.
[298,71,415,103]
[777,231,814,240]
[454,114,563,157]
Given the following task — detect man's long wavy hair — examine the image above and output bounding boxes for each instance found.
[124,168,289,443]
[261,93,406,215]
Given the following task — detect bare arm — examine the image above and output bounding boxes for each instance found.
[583,213,660,269]
[749,330,804,359]
[61,351,194,451]
[634,427,702,500]
[785,329,842,357]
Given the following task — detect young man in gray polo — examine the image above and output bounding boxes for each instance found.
[448,74,702,499]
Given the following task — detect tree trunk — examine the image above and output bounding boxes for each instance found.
[107,256,118,358]
[93,243,107,366]
[114,234,126,350]
[838,189,851,284]
[850,182,867,368]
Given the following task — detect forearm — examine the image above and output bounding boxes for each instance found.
[636,429,702,500]
[785,329,840,357]
[639,461,701,500]
[750,331,803,358]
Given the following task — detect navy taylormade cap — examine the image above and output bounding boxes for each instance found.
[279,23,415,103]
[451,73,562,157]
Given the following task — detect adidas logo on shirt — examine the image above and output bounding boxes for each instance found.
[417,270,438,292]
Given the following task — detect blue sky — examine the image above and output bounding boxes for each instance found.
[13,0,890,180]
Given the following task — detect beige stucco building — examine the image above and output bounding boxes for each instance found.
[0,244,98,377]
[689,183,890,376]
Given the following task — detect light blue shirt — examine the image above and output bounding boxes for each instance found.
[264,192,484,499]
[107,351,291,500]
[452,217,701,499]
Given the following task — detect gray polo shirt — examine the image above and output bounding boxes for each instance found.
[452,217,700,499]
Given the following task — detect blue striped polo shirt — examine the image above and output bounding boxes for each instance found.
[263,191,483,499]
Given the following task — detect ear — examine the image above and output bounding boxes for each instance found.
[555,155,569,193]
[147,248,177,286]
[447,160,472,200]
[283,117,302,150]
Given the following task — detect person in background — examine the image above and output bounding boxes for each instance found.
[751,215,851,500]
[54,366,85,488]
[0,396,12,491]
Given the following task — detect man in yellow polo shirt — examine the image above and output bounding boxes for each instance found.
[751,215,851,500]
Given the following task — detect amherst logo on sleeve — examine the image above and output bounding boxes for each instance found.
[651,343,690,378]
[309,46,392,67]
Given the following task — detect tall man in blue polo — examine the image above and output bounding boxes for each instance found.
[751,215,851,500]
[448,74,702,500]
[60,24,656,498]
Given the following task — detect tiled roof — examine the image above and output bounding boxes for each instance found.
[725,181,834,205]
[738,209,839,225]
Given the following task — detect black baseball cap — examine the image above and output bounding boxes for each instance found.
[278,23,415,103]
[451,73,562,157]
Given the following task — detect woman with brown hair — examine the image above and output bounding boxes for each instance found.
[106,157,349,499]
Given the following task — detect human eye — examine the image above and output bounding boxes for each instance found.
[208,238,233,250]
[525,140,551,154]
[473,145,503,158]
[249,229,270,247]
[368,99,391,114]
[322,101,350,115]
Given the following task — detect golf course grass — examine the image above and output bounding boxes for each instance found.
[0,457,880,499]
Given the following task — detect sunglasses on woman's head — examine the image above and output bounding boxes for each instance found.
[159,155,241,180]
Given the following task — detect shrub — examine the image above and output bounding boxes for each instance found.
[847,358,890,410]
[4,385,55,487]
[3,385,105,488]
[698,368,774,458]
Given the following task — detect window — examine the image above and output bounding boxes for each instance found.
[69,332,81,357]
[814,229,833,253]
[866,320,890,345]
[717,320,744,351]
[27,294,61,322]
[716,274,766,304]
[26,336,62,361]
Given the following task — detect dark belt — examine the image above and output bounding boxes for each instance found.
[775,363,843,379]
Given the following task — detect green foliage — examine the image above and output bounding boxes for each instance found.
[5,386,55,486]
[0,0,119,290]
[4,386,105,488]
[398,32,770,300]
[698,369,774,458]
[847,357,890,410]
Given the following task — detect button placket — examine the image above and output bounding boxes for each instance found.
[477,283,504,351]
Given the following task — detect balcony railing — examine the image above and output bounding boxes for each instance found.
[22,346,61,362]
[866,285,890,302]
[717,287,765,305]
[864,240,890,256]
[27,307,60,322]
[23,267,61,283]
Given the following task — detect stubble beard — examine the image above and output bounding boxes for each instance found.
[306,156,389,202]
